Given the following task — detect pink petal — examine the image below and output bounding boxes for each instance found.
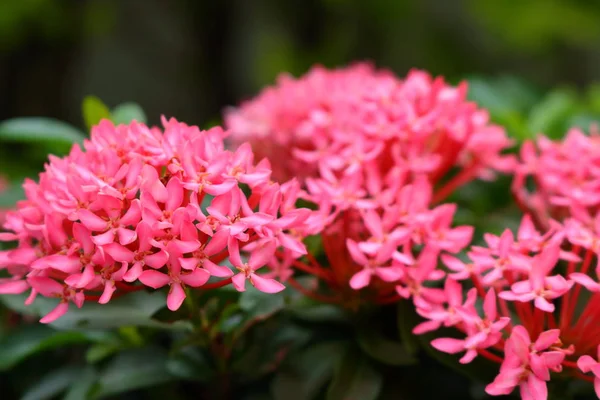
[27,277,63,297]
[250,273,285,293]
[40,302,69,324]
[533,329,560,351]
[138,270,171,289]
[534,297,555,312]
[99,281,116,304]
[204,229,229,256]
[78,210,107,231]
[165,178,184,211]
[349,269,372,290]
[570,273,600,291]
[278,233,307,255]
[117,228,137,245]
[123,262,143,282]
[431,338,465,354]
[483,288,497,321]
[0,279,29,294]
[577,355,597,373]
[103,243,135,262]
[91,230,115,246]
[249,241,276,270]
[231,273,247,292]
[374,267,403,282]
[181,268,210,287]
[203,259,233,277]
[145,250,169,269]
[167,283,186,311]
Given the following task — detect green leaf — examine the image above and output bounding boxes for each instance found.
[166,345,213,383]
[0,182,24,208]
[21,365,82,400]
[96,346,175,398]
[239,285,285,320]
[356,321,417,366]
[271,341,346,400]
[528,89,579,139]
[82,96,111,131]
[326,349,382,400]
[0,117,85,145]
[0,291,192,331]
[63,366,98,400]
[86,342,122,364]
[111,102,147,125]
[0,325,93,370]
[397,301,421,357]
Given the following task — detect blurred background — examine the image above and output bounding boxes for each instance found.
[3,0,600,128]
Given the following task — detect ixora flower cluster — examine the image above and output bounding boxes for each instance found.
[409,131,600,399]
[0,118,316,323]
[226,63,514,304]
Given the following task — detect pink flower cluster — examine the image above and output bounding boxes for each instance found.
[0,118,314,323]
[407,212,600,399]
[514,127,600,227]
[226,63,515,195]
[225,64,514,304]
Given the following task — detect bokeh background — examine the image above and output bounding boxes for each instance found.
[3,0,600,127]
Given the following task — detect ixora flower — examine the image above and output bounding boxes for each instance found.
[513,126,600,228]
[0,118,314,323]
[411,213,600,399]
[225,64,513,305]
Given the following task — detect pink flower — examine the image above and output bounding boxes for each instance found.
[228,239,285,293]
[578,345,600,397]
[499,245,573,312]
[485,326,565,400]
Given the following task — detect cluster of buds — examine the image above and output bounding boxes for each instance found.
[226,64,514,304]
[0,118,315,323]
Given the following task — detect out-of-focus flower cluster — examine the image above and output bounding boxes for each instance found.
[0,118,315,323]
[226,64,514,304]
[514,127,600,228]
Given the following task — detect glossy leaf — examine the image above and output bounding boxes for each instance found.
[63,366,98,400]
[239,285,285,319]
[21,365,82,400]
[0,325,93,371]
[82,96,111,130]
[0,291,192,331]
[271,341,346,400]
[326,349,382,400]
[111,102,147,124]
[528,88,579,138]
[0,117,85,145]
[95,346,175,398]
[356,321,417,366]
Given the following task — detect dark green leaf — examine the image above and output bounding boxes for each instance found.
[326,349,382,400]
[271,341,346,400]
[397,301,420,356]
[96,346,175,398]
[21,366,82,400]
[166,346,213,383]
[239,285,285,319]
[0,325,92,370]
[0,291,192,331]
[0,117,85,145]
[63,366,98,400]
[86,342,122,364]
[82,96,111,130]
[111,102,147,125]
[356,322,417,366]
